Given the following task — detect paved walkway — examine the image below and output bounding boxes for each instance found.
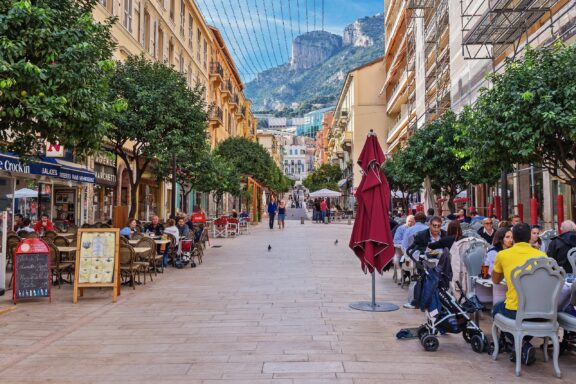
[0,223,574,383]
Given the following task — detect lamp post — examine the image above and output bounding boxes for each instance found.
[171,152,176,219]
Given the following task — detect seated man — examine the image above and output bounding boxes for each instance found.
[491,223,546,365]
[144,215,164,236]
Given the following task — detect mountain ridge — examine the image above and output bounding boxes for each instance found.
[245,14,384,115]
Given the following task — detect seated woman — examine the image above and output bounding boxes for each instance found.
[486,227,513,274]
[529,225,544,251]
[120,218,138,239]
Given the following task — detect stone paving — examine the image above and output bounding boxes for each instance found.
[0,222,574,383]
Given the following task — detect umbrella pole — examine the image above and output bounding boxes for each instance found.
[349,270,399,312]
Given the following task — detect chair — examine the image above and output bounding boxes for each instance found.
[567,247,576,273]
[540,230,557,253]
[558,283,576,352]
[16,230,28,238]
[491,257,565,378]
[100,223,111,228]
[212,218,228,238]
[53,236,70,247]
[66,224,78,234]
[119,236,129,245]
[25,232,40,238]
[119,244,139,289]
[48,242,73,286]
[238,217,249,235]
[164,233,177,266]
[131,232,143,241]
[137,237,163,275]
[43,230,58,240]
[227,218,239,237]
[462,243,486,296]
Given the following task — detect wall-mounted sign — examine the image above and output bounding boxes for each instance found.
[45,142,64,158]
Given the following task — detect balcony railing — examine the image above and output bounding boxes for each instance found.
[209,107,223,124]
[210,62,224,79]
[387,70,408,113]
[387,104,410,141]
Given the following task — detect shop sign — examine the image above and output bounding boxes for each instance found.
[0,155,59,177]
[45,142,64,158]
[95,164,117,186]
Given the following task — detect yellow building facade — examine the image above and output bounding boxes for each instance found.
[91,0,256,221]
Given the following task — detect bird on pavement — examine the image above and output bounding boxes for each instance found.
[334,239,338,245]
[268,245,272,251]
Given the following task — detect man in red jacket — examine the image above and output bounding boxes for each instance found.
[33,214,55,233]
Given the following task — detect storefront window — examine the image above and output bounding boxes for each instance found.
[139,184,158,222]
[93,184,114,223]
[0,176,14,231]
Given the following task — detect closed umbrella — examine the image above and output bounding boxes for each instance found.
[349,131,398,312]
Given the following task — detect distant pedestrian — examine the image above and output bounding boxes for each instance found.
[314,199,321,223]
[267,197,277,230]
[278,200,286,229]
[320,198,328,224]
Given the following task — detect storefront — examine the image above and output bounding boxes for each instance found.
[93,152,117,223]
[138,175,161,222]
[0,152,95,229]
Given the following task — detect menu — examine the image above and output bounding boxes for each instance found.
[78,232,116,284]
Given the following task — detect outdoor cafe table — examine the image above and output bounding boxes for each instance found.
[56,246,77,261]
[132,247,150,255]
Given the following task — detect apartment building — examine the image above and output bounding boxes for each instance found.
[93,1,256,220]
[382,0,576,227]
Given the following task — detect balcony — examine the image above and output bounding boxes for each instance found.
[341,130,352,150]
[220,80,232,100]
[229,92,239,111]
[386,70,408,114]
[234,104,245,121]
[386,104,410,144]
[385,0,406,54]
[209,107,223,126]
[209,62,224,85]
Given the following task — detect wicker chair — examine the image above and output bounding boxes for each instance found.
[26,232,40,238]
[119,244,140,289]
[43,230,58,240]
[17,230,29,238]
[48,242,73,286]
[137,237,163,275]
[164,233,178,266]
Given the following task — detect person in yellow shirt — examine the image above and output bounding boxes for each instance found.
[491,223,546,365]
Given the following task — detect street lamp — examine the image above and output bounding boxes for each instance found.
[171,152,176,219]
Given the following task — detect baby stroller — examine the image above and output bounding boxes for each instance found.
[175,238,195,268]
[409,248,488,353]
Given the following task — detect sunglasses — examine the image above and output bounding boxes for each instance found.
[431,223,442,228]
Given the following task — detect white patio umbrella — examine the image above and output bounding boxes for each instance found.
[309,188,342,198]
[6,188,39,199]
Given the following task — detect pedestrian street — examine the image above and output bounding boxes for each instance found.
[0,222,574,383]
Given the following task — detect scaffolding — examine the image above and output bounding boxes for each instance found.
[423,0,451,121]
[461,0,561,60]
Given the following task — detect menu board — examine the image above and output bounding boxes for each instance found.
[14,253,50,303]
[73,228,119,303]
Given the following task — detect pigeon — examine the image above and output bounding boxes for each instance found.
[334,239,338,245]
[268,245,272,251]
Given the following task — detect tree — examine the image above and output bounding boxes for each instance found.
[0,0,116,156]
[205,155,240,216]
[215,137,284,192]
[302,163,342,192]
[381,151,422,212]
[401,110,468,213]
[107,55,208,218]
[467,43,576,192]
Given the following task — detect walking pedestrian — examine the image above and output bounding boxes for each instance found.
[278,200,286,229]
[320,198,328,224]
[267,197,277,230]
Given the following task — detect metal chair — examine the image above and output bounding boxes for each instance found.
[491,257,565,378]
[558,283,576,352]
[463,244,486,297]
[212,218,227,238]
[567,247,576,274]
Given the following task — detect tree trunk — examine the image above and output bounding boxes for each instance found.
[129,182,138,219]
[447,195,456,214]
[183,189,192,213]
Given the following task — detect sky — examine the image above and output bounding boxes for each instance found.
[196,0,384,82]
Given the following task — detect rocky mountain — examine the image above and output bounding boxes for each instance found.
[245,14,384,114]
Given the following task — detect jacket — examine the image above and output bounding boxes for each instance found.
[477,227,495,245]
[409,228,447,254]
[547,231,576,273]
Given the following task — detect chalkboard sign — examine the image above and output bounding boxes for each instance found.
[12,239,51,304]
[15,254,50,298]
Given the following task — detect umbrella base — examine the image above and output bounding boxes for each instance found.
[349,301,399,312]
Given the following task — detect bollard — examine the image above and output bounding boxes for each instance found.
[300,217,304,224]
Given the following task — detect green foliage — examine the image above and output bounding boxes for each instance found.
[467,43,576,190]
[381,151,422,196]
[0,0,116,156]
[214,137,286,192]
[107,54,208,217]
[400,110,468,212]
[302,164,342,192]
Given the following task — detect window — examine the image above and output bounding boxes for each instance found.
[144,11,150,51]
[197,29,201,61]
[152,21,158,58]
[289,149,293,155]
[157,28,163,60]
[188,14,194,50]
[180,0,185,36]
[123,0,132,32]
[187,65,192,85]
[170,0,175,20]
[179,52,184,73]
[99,0,113,13]
[168,41,174,65]
[203,41,207,69]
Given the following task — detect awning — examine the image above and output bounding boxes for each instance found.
[0,152,95,184]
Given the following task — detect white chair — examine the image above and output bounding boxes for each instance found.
[567,247,576,273]
[212,219,227,238]
[540,230,557,253]
[463,244,486,297]
[491,257,565,378]
[558,283,576,351]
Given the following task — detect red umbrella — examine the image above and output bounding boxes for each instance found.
[349,132,395,274]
